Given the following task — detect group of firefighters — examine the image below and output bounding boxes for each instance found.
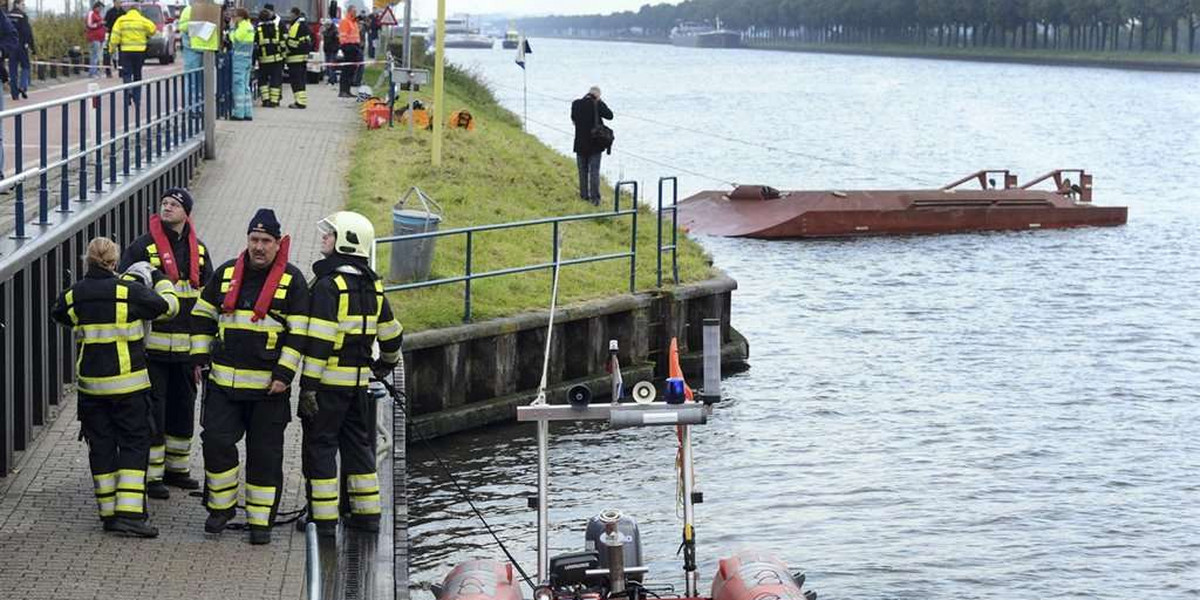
[51,188,404,544]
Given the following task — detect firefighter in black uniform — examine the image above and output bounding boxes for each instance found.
[52,237,180,538]
[118,188,212,499]
[299,211,403,536]
[283,7,313,109]
[191,209,309,545]
[255,8,284,107]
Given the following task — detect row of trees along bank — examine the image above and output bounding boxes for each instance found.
[517,0,1200,55]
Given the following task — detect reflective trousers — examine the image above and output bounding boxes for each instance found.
[79,391,151,521]
[146,360,197,482]
[301,387,380,525]
[232,46,254,119]
[286,61,307,107]
[201,384,290,531]
[258,61,283,105]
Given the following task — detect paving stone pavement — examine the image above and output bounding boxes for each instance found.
[0,82,363,600]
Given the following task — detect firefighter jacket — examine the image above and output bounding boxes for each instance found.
[301,255,402,391]
[255,21,284,64]
[191,256,309,400]
[108,8,157,53]
[51,266,180,397]
[118,225,213,363]
[285,17,313,63]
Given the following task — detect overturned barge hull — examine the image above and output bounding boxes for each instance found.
[677,170,1128,239]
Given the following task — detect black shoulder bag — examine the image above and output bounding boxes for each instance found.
[590,99,614,154]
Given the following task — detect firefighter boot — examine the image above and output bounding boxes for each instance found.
[205,509,234,534]
[104,516,160,538]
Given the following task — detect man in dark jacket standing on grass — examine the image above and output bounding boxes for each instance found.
[570,85,613,205]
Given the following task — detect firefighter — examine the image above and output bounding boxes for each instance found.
[299,211,402,536]
[51,237,180,538]
[117,188,212,500]
[191,209,309,545]
[283,7,313,109]
[255,8,285,107]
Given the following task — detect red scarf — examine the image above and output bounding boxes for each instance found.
[148,214,201,288]
[221,236,291,322]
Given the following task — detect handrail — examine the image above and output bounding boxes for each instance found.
[656,176,679,287]
[0,67,201,119]
[3,68,204,239]
[377,208,639,322]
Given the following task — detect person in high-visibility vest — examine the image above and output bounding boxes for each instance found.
[191,209,309,545]
[255,8,285,108]
[336,5,361,99]
[108,5,157,105]
[52,238,180,538]
[283,7,314,109]
[229,8,256,121]
[299,211,403,537]
[117,188,212,500]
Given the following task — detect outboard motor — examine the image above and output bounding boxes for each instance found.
[584,509,643,579]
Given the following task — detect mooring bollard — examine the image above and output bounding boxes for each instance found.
[700,318,721,404]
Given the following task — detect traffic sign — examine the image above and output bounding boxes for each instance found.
[379,6,398,26]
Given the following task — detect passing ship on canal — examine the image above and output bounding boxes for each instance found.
[669,20,742,48]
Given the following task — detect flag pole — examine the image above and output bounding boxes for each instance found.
[523,64,528,132]
[432,0,446,167]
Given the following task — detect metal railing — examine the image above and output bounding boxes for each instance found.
[377,208,639,323]
[656,176,680,287]
[375,177,685,323]
[0,68,208,474]
[2,68,204,239]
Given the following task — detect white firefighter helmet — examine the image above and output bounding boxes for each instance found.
[318,211,375,258]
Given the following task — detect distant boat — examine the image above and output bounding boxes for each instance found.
[433,16,493,49]
[501,27,520,49]
[669,19,741,48]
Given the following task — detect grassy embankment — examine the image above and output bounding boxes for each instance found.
[347,63,713,331]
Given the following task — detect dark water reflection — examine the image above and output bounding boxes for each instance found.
[406,40,1200,599]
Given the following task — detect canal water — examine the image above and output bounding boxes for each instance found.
[406,39,1200,599]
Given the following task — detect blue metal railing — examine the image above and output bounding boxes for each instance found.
[2,67,204,240]
[376,209,640,323]
[375,175,685,323]
[657,176,680,287]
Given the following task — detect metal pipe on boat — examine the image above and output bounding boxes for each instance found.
[305,522,321,600]
[602,516,626,595]
[701,318,721,403]
[536,419,549,584]
[681,424,698,597]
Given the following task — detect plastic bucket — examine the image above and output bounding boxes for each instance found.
[389,208,442,283]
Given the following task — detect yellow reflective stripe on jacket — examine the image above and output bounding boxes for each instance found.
[115,285,132,376]
[301,356,326,380]
[277,346,302,373]
[286,315,308,334]
[65,289,78,324]
[192,297,219,321]
[190,334,214,355]
[209,363,273,389]
[145,331,191,353]
[77,322,145,342]
[379,347,402,364]
[77,369,151,395]
[275,273,293,299]
[218,309,286,330]
[377,319,402,342]
[153,279,180,321]
[306,318,338,342]
[318,364,371,387]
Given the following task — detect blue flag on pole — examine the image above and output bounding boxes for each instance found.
[515,37,532,69]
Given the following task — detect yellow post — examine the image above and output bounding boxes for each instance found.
[431,0,446,167]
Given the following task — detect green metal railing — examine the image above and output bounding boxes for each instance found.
[376,179,681,323]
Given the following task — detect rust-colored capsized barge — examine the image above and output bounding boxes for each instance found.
[676,170,1127,238]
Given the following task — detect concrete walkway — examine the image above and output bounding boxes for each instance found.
[0,81,361,600]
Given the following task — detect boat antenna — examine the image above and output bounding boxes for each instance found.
[532,230,564,584]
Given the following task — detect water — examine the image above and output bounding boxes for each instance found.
[405,40,1200,599]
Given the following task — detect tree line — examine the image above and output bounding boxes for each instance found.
[517,0,1200,54]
